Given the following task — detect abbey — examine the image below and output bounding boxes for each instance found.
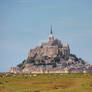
[28,27,70,59]
[8,28,92,74]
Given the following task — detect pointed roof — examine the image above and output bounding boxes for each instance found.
[50,26,53,35]
[49,26,54,41]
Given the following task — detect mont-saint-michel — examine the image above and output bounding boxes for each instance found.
[8,28,92,74]
[1,1,92,92]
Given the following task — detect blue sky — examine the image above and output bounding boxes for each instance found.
[0,0,92,72]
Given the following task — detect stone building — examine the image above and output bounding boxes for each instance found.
[28,27,70,59]
[8,67,21,74]
[9,27,92,74]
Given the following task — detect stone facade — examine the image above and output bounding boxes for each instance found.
[28,30,70,59]
[8,67,21,74]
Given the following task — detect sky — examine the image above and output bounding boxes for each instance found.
[0,0,92,72]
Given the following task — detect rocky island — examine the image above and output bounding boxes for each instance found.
[9,28,92,74]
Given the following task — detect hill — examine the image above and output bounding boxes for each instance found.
[8,28,92,74]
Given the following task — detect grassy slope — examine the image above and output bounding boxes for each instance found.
[0,74,92,92]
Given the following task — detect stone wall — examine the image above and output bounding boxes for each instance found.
[28,39,70,59]
[42,46,58,57]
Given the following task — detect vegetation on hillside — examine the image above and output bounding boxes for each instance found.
[17,53,85,70]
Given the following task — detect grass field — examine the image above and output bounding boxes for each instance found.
[0,73,92,92]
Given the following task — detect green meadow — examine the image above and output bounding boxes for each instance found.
[0,74,92,92]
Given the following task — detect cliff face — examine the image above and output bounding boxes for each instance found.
[8,30,92,74]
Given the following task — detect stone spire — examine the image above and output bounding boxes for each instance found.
[50,26,53,35]
[49,26,54,41]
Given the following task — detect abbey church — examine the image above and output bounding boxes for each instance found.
[28,28,70,59]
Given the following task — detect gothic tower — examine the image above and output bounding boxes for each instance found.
[49,26,54,41]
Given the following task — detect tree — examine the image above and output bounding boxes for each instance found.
[27,57,35,63]
[17,60,26,69]
[70,54,79,61]
[79,58,85,64]
[54,56,60,63]
[51,60,57,67]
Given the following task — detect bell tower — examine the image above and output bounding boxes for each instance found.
[49,26,54,41]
